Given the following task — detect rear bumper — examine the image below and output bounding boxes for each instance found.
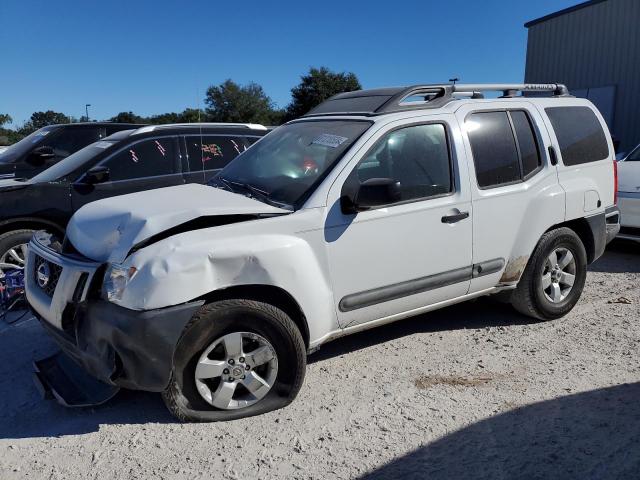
[31,299,204,393]
[605,205,621,244]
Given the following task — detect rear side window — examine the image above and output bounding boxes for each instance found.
[467,110,542,188]
[545,106,609,165]
[185,136,247,171]
[104,137,176,181]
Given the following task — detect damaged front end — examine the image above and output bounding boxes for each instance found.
[26,232,204,407]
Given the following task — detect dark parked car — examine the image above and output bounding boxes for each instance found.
[0,122,145,181]
[0,123,268,273]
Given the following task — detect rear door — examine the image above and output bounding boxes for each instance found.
[71,136,184,210]
[454,101,565,292]
[183,134,250,184]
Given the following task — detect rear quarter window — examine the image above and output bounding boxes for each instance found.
[545,106,609,166]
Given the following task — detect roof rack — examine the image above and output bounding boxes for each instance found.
[303,83,571,117]
[131,123,268,135]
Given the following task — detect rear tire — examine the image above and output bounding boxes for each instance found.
[511,227,587,320]
[162,299,306,422]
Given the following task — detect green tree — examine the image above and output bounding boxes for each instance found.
[20,110,69,134]
[178,108,206,123]
[0,114,12,128]
[205,80,277,125]
[284,67,362,121]
[109,111,146,123]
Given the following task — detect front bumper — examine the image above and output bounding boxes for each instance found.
[25,234,204,396]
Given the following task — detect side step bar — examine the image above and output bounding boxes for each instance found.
[33,351,120,407]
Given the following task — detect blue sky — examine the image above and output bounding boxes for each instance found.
[1,0,579,126]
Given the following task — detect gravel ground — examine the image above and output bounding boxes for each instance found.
[0,241,639,479]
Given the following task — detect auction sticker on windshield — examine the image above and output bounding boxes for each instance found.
[311,134,349,148]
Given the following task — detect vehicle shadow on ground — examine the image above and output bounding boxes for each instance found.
[358,382,640,479]
[589,239,640,273]
[309,297,533,364]
[0,318,175,441]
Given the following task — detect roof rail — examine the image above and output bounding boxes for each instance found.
[303,83,571,117]
[132,123,268,135]
[451,83,571,98]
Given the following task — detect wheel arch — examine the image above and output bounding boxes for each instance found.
[545,216,600,264]
[196,284,311,349]
[0,217,65,237]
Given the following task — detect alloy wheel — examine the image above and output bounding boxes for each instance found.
[0,243,28,275]
[194,331,278,410]
[541,247,576,303]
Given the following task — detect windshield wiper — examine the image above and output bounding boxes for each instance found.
[216,177,293,211]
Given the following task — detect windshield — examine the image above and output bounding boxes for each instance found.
[30,139,118,183]
[0,126,59,164]
[210,120,371,209]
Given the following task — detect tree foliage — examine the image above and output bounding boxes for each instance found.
[284,67,361,121]
[205,80,277,125]
[20,110,70,135]
[0,114,12,128]
[109,108,206,125]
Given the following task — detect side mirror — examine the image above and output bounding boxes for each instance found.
[341,178,401,214]
[83,166,110,185]
[26,146,55,165]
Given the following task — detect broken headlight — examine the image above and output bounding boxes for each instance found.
[102,264,137,302]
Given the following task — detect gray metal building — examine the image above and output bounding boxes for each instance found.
[525,0,640,152]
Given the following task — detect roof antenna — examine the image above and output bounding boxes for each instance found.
[449,77,459,86]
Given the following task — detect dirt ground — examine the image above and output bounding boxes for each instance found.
[1,241,639,479]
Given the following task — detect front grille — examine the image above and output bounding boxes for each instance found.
[33,255,63,297]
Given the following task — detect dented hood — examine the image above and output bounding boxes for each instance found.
[66,184,290,263]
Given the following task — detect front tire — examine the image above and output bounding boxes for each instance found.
[162,299,306,422]
[511,227,587,320]
[0,229,34,275]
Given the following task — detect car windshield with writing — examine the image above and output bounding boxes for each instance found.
[210,120,371,209]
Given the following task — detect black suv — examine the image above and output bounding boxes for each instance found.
[0,122,145,180]
[0,123,268,273]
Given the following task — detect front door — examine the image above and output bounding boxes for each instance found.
[71,136,184,210]
[324,116,473,328]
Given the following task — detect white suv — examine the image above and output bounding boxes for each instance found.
[26,84,620,421]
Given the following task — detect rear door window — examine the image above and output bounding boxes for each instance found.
[545,106,609,165]
[467,110,543,188]
[467,112,521,188]
[103,137,177,181]
[185,136,247,172]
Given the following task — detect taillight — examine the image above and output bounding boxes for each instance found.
[613,160,618,205]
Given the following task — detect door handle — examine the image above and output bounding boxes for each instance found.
[441,211,469,224]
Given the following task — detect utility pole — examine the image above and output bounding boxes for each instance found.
[85,104,91,122]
